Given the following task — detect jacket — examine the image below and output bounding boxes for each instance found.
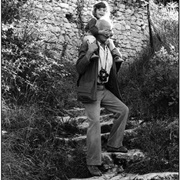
[85,18,99,36]
[76,40,123,103]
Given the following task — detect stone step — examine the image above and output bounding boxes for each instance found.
[57,113,114,124]
[76,113,114,123]
[63,107,143,129]
[78,118,142,134]
[70,172,179,180]
[77,118,114,134]
[59,113,142,125]
[57,114,142,135]
[2,130,7,135]
[54,128,138,149]
[102,149,145,167]
[85,149,145,178]
[63,107,85,117]
[64,107,108,117]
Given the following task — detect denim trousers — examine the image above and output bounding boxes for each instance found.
[83,85,129,165]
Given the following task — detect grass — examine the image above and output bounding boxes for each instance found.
[125,117,179,174]
[2,101,179,179]
[1,103,91,180]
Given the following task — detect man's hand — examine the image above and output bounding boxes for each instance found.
[106,39,115,51]
[87,41,98,54]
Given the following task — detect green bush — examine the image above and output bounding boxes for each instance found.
[2,0,79,111]
[2,104,88,180]
[1,0,27,24]
[2,132,88,180]
[119,2,178,118]
[150,1,178,52]
[143,47,178,116]
[2,25,78,111]
[126,117,179,174]
[2,20,78,109]
[119,46,178,118]
[154,0,179,6]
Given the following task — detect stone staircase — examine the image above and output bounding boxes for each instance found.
[56,107,178,180]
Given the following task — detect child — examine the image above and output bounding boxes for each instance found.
[83,1,123,61]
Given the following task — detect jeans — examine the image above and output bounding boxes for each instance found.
[83,85,129,165]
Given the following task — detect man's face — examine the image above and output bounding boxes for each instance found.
[97,24,112,43]
[98,34,108,43]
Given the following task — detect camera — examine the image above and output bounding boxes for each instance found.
[99,68,109,82]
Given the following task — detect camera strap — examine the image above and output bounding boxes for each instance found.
[97,42,113,83]
[99,46,109,71]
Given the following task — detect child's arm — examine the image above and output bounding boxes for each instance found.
[87,18,99,35]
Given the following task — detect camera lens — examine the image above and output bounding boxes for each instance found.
[99,69,109,82]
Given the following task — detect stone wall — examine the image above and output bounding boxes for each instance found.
[21,0,150,62]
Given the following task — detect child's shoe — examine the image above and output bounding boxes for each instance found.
[114,56,124,62]
[91,53,99,61]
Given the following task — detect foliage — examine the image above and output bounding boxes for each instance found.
[2,41,78,110]
[126,117,179,174]
[2,0,80,112]
[1,0,28,24]
[153,0,179,6]
[119,2,178,118]
[2,13,78,110]
[144,47,178,115]
[150,1,178,51]
[2,104,89,180]
[2,29,76,113]
[119,46,178,118]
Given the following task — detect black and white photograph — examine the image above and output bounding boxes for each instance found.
[1,0,179,179]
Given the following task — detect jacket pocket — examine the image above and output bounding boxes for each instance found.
[77,81,97,103]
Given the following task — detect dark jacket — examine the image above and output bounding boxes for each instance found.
[85,18,98,36]
[76,41,123,103]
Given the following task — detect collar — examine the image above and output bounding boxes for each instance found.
[97,41,108,49]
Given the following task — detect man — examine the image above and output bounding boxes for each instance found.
[76,19,129,176]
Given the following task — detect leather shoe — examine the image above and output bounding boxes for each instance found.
[87,165,102,176]
[107,146,128,153]
[98,164,109,172]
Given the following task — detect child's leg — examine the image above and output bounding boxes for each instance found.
[106,38,123,62]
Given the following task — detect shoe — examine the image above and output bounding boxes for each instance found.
[114,56,124,62]
[91,54,99,61]
[87,165,102,176]
[107,146,128,153]
[98,164,109,172]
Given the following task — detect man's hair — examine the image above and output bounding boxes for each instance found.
[92,1,110,19]
[96,19,113,31]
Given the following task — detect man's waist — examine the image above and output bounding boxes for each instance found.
[97,82,104,85]
[97,82,107,90]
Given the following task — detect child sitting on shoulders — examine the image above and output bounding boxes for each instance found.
[83,1,123,61]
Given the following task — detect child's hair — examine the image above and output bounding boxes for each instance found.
[92,1,110,19]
